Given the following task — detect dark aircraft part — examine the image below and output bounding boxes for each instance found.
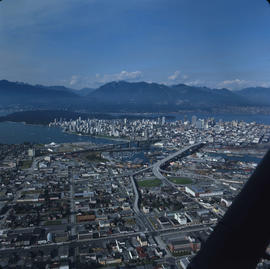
[188,149,270,269]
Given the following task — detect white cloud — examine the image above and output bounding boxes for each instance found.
[168,70,181,81]
[168,70,189,84]
[216,78,270,90]
[98,70,143,83]
[259,82,270,88]
[117,70,142,80]
[219,79,247,86]
[69,75,79,86]
[185,80,205,87]
[218,79,259,90]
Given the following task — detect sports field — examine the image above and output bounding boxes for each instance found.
[138,179,162,187]
[169,177,193,185]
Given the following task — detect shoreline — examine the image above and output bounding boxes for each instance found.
[62,130,130,142]
[1,121,129,142]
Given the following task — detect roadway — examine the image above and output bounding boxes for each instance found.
[0,223,209,256]
[152,142,205,188]
[150,142,223,219]
[69,173,77,237]
[130,176,140,214]
[129,143,205,234]
[0,141,209,263]
[130,175,155,232]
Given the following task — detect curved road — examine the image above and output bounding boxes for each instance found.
[152,142,205,187]
[130,142,205,233]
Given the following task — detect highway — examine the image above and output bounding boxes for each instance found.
[152,142,205,188]
[128,143,206,235]
[130,175,155,232]
[150,142,224,219]
[130,176,140,214]
[69,173,77,237]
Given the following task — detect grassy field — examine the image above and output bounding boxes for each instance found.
[169,177,193,185]
[138,179,162,187]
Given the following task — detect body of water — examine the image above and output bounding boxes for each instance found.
[0,122,117,145]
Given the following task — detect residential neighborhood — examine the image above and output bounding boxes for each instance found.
[0,117,269,268]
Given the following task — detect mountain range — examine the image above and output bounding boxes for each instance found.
[236,87,270,106]
[0,79,269,113]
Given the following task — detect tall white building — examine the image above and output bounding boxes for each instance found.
[161,116,166,126]
[28,149,35,157]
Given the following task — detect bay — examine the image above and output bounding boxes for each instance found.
[0,122,117,145]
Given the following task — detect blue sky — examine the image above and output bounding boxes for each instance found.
[1,0,270,90]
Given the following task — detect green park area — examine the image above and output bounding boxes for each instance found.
[138,179,162,187]
[169,177,193,185]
